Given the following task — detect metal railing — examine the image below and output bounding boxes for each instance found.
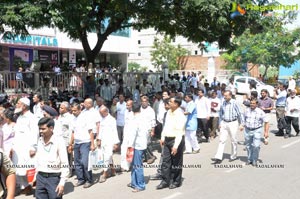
[0,71,163,98]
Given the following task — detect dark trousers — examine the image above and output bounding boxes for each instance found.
[161,136,184,185]
[276,107,286,134]
[197,118,209,139]
[74,142,92,183]
[36,173,61,199]
[117,126,124,144]
[154,121,163,139]
[143,144,155,161]
[285,116,299,135]
[209,117,219,137]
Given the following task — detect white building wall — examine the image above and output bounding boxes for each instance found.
[128,28,220,71]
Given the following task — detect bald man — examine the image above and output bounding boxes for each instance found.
[98,106,119,183]
[82,98,101,138]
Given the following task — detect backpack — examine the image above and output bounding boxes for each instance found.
[0,152,7,199]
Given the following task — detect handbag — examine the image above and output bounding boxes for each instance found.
[88,148,104,171]
[126,147,134,163]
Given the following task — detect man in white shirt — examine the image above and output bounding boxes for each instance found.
[157,96,186,190]
[140,96,156,164]
[98,106,119,183]
[82,98,101,138]
[68,103,95,189]
[284,89,300,138]
[56,101,74,177]
[12,97,38,194]
[195,89,211,142]
[36,117,69,199]
[127,103,148,192]
[120,100,134,171]
[116,94,126,145]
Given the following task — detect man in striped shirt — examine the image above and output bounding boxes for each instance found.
[211,90,244,164]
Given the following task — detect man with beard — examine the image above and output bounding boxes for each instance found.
[284,89,300,138]
[12,97,39,195]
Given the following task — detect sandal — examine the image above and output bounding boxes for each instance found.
[132,188,144,193]
[99,175,106,183]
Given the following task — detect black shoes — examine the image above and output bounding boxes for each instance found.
[229,157,238,162]
[150,173,162,180]
[211,158,222,164]
[75,181,85,187]
[252,162,258,167]
[246,161,252,165]
[169,183,181,189]
[156,181,181,190]
[156,182,169,190]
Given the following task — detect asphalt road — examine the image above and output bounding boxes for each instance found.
[17,96,300,199]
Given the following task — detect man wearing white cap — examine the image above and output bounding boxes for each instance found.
[11,97,39,195]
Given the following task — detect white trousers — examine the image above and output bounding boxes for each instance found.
[185,130,200,152]
[214,120,239,160]
[102,145,113,172]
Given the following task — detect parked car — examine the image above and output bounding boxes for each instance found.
[234,76,275,96]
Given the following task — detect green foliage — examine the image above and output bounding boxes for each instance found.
[0,0,51,36]
[151,36,188,71]
[258,65,278,78]
[128,62,141,72]
[222,14,300,78]
[1,0,274,64]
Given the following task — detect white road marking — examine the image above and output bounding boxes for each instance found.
[225,163,246,173]
[161,192,183,199]
[281,139,300,149]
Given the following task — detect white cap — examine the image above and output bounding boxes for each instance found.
[19,97,30,106]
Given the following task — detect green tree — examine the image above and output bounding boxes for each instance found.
[1,0,269,65]
[222,15,300,79]
[128,62,141,72]
[0,0,50,35]
[151,36,189,71]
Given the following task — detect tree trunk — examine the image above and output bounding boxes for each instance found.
[262,66,269,80]
[80,30,107,65]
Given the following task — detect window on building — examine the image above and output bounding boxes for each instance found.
[195,50,198,55]
[138,52,141,56]
[138,40,141,44]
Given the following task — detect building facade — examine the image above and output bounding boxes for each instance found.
[0,27,135,72]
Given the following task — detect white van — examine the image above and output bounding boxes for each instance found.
[233,76,274,96]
